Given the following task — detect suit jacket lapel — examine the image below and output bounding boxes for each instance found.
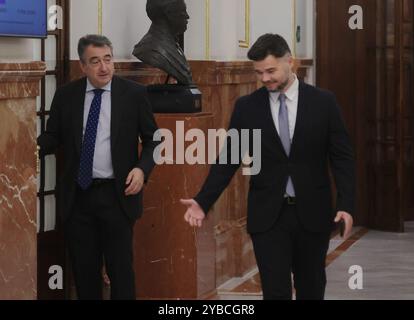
[73,78,87,155]
[290,81,308,159]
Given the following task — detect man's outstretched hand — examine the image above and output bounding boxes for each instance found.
[181,199,206,228]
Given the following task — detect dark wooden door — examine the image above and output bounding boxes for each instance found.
[316,0,414,231]
[401,0,414,221]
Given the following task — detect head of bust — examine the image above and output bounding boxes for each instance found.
[146,0,189,36]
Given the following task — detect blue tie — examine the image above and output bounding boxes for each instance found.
[278,93,295,196]
[77,89,104,190]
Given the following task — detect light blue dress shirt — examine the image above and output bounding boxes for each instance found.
[83,79,114,179]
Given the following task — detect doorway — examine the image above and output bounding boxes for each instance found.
[316,0,414,231]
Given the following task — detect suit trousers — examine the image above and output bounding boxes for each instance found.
[250,201,331,300]
[64,180,136,300]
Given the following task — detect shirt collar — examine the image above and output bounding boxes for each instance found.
[86,78,112,93]
[283,74,299,101]
[269,74,299,102]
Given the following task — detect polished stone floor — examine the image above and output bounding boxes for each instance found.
[214,222,414,300]
[325,222,414,300]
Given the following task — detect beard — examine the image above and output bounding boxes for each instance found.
[276,78,290,91]
[266,74,291,93]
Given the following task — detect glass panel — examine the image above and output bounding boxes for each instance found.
[37,197,40,234]
[44,115,50,128]
[37,163,41,193]
[32,39,42,61]
[44,195,56,232]
[36,85,42,113]
[44,154,56,191]
[45,75,57,111]
[45,35,57,71]
[36,117,42,139]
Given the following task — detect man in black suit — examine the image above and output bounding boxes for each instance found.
[181,34,355,300]
[37,35,159,300]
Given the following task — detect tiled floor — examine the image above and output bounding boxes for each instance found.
[214,222,414,300]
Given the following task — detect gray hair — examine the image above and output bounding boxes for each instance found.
[78,34,113,62]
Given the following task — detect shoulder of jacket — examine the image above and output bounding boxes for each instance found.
[236,86,267,105]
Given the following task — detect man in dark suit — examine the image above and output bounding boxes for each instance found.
[181,34,355,300]
[37,35,159,300]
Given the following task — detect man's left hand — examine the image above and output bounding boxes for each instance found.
[125,168,144,196]
[334,211,353,239]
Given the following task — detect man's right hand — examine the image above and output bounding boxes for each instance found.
[180,199,206,228]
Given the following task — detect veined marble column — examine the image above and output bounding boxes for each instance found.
[0,62,45,299]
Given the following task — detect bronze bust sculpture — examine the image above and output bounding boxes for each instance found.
[133,0,193,85]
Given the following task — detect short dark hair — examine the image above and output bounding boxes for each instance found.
[78,34,113,62]
[247,33,291,61]
[146,0,179,22]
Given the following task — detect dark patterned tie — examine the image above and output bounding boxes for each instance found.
[77,89,104,190]
[278,93,295,196]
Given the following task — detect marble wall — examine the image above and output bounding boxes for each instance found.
[0,62,45,299]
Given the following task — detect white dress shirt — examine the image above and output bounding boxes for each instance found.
[83,79,114,179]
